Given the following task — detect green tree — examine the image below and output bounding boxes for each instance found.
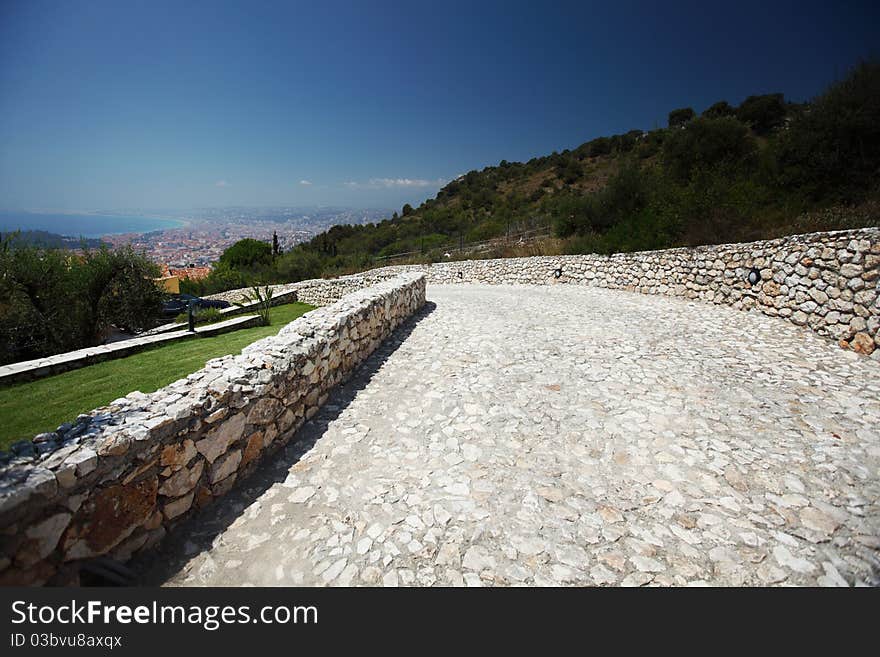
[668,107,696,128]
[736,93,787,135]
[0,239,76,360]
[218,238,273,269]
[556,157,582,184]
[74,245,164,342]
[0,241,163,364]
[588,137,612,156]
[702,101,734,119]
[275,250,325,282]
[662,117,757,181]
[179,261,256,296]
[775,60,880,201]
[599,160,652,224]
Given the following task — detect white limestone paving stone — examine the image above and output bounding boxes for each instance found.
[140,283,880,587]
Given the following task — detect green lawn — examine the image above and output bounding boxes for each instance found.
[0,302,315,449]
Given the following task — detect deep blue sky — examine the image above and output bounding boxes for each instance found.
[0,0,877,213]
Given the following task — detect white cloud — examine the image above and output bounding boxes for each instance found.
[372,177,440,188]
[343,177,446,190]
[299,179,312,186]
[215,180,229,188]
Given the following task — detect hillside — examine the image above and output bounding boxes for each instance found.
[184,60,879,294]
[1,230,106,250]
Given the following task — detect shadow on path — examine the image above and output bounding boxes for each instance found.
[132,301,437,585]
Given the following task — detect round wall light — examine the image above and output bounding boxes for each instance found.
[457,271,463,279]
[747,268,761,285]
[553,267,563,279]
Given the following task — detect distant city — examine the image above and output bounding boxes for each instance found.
[4,206,392,268]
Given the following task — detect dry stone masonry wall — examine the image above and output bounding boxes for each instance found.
[204,273,402,308]
[209,228,879,355]
[0,273,426,585]
[370,227,880,356]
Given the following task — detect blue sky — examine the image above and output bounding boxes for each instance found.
[0,0,877,213]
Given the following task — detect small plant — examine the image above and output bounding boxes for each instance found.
[235,285,274,326]
[197,307,223,324]
[174,306,223,326]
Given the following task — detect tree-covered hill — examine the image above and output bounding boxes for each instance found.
[1,230,106,250]
[186,60,879,294]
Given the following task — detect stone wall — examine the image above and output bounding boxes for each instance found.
[368,227,880,356]
[202,284,302,306]
[1,315,263,387]
[203,274,402,308]
[0,273,426,585]
[209,228,880,355]
[290,273,403,306]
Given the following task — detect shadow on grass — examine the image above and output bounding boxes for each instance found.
[130,301,436,585]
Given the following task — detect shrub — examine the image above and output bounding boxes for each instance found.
[562,232,609,255]
[218,238,273,269]
[736,93,787,135]
[465,221,504,242]
[556,158,582,184]
[275,250,325,282]
[199,307,222,324]
[599,160,651,225]
[668,107,695,128]
[662,117,757,181]
[588,137,612,156]
[174,306,222,326]
[636,129,665,159]
[774,60,880,201]
[702,101,735,119]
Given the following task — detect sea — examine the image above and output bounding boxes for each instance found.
[0,211,185,239]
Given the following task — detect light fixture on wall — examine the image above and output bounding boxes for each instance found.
[457,271,463,279]
[553,267,563,279]
[747,268,761,285]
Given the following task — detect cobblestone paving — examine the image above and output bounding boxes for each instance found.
[142,284,880,586]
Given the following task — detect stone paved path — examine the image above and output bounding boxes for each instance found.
[140,284,880,586]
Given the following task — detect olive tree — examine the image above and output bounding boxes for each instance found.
[0,239,164,364]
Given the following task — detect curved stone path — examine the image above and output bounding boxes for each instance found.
[140,284,880,586]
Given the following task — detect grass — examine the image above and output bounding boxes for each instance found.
[0,302,315,449]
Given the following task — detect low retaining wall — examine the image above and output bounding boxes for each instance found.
[197,286,300,310]
[0,331,198,387]
[146,288,300,336]
[291,274,402,306]
[0,315,263,387]
[203,275,400,308]
[0,273,426,585]
[370,227,880,356]
[204,228,880,355]
[184,228,880,358]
